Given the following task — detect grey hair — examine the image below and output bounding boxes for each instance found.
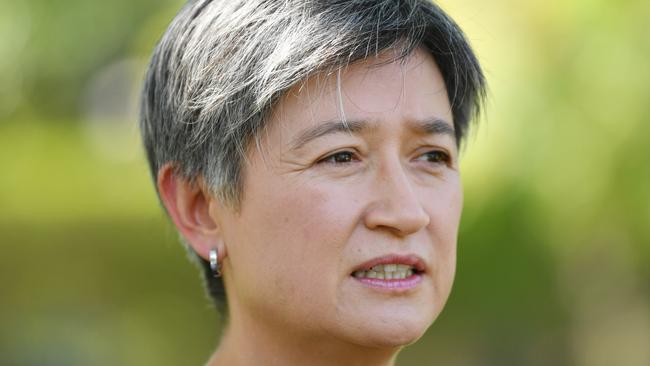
[140,0,486,313]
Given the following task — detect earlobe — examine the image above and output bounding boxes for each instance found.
[156,163,227,262]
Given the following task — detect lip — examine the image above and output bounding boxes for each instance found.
[351,254,427,274]
[354,274,423,291]
[350,254,427,292]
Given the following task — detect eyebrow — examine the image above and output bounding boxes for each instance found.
[289,117,456,151]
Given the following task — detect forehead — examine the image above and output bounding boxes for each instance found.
[266,47,453,142]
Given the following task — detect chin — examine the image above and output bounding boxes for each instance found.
[348,310,435,348]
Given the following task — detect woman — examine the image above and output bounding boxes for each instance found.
[140,0,485,365]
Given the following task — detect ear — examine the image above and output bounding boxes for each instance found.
[156,163,227,262]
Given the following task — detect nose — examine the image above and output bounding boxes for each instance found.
[363,159,430,237]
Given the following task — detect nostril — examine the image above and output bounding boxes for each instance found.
[363,200,430,236]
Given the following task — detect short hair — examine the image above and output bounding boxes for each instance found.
[140,0,486,314]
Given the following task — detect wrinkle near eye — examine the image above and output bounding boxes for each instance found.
[275,154,314,174]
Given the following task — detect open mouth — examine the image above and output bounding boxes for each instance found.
[350,255,426,290]
[351,264,422,280]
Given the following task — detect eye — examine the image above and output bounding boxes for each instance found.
[317,151,358,164]
[417,150,451,165]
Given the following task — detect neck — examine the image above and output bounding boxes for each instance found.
[206,307,401,366]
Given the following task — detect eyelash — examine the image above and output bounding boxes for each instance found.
[317,151,359,165]
[416,150,451,165]
[316,150,451,166]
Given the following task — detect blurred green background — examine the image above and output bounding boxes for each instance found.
[1,0,648,365]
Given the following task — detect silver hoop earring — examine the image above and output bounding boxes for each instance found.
[209,248,222,278]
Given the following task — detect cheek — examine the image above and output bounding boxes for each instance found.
[429,177,463,245]
[229,179,359,321]
[425,179,462,295]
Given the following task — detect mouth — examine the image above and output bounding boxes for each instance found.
[350,254,426,290]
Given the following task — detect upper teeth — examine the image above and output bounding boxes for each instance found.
[353,264,415,280]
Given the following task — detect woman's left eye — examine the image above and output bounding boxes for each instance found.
[417,150,451,165]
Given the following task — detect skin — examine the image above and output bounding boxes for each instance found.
[158,47,462,366]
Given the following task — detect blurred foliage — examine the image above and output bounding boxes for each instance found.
[1,0,648,365]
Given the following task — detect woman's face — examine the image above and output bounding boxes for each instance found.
[215,48,461,348]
